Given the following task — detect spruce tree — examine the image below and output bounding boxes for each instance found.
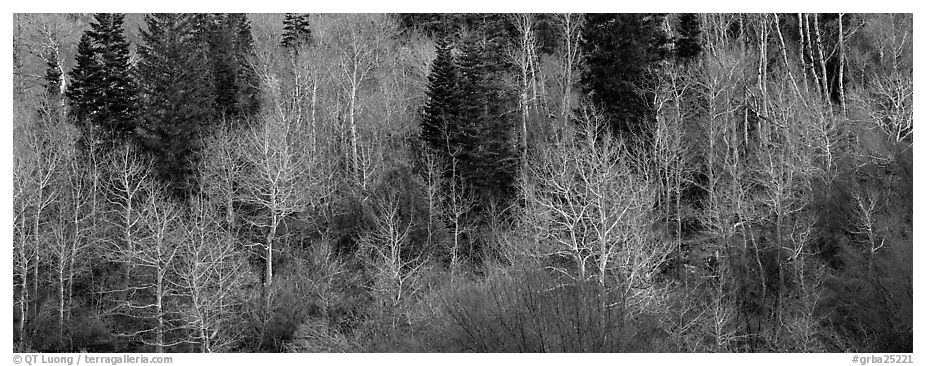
[90,14,139,141]
[675,13,703,62]
[66,34,100,132]
[281,13,313,48]
[65,13,138,150]
[419,26,518,216]
[205,13,260,118]
[227,14,260,116]
[456,33,518,211]
[136,13,217,194]
[580,14,671,142]
[43,49,62,97]
[420,34,461,154]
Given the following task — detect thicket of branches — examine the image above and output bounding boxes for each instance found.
[12,13,912,353]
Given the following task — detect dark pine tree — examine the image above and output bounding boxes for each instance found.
[675,13,703,62]
[204,13,260,119]
[43,49,62,97]
[65,14,138,150]
[136,13,217,195]
[281,13,313,49]
[66,34,100,133]
[580,14,671,143]
[227,13,260,116]
[420,34,461,155]
[36,48,66,125]
[456,32,518,212]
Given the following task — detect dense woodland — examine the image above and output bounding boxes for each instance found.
[12,13,912,353]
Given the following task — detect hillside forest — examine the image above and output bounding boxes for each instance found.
[12,13,912,352]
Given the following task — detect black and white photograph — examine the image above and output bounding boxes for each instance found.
[8,7,915,358]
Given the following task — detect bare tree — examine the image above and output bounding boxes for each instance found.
[13,126,65,345]
[358,192,429,318]
[442,152,476,277]
[109,187,184,352]
[850,187,883,278]
[329,14,397,188]
[420,148,445,249]
[508,13,540,155]
[653,65,698,280]
[525,106,665,289]
[174,196,251,352]
[104,144,154,290]
[237,113,307,309]
[554,14,584,130]
[47,135,95,344]
[200,126,244,228]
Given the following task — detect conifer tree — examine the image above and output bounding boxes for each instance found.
[675,13,703,62]
[65,13,138,150]
[456,33,518,211]
[419,26,518,217]
[281,13,313,49]
[420,34,461,154]
[580,14,670,142]
[227,14,260,116]
[43,49,62,97]
[136,13,217,194]
[206,13,260,118]
[66,34,99,131]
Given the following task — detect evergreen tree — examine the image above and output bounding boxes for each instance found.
[65,13,138,150]
[420,34,461,154]
[281,13,313,48]
[43,49,62,97]
[456,33,518,210]
[136,13,217,194]
[580,14,671,142]
[227,14,260,116]
[419,24,519,215]
[675,13,703,62]
[206,13,260,118]
[37,48,65,125]
[66,34,99,131]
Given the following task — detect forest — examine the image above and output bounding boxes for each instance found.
[11,13,912,353]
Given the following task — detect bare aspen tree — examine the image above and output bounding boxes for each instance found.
[104,144,153,290]
[200,127,243,228]
[751,82,831,326]
[330,14,397,187]
[853,16,912,145]
[508,13,539,155]
[303,242,348,321]
[795,14,811,95]
[358,192,429,315]
[420,149,445,249]
[837,14,847,116]
[113,189,183,352]
[780,212,826,352]
[772,14,807,104]
[698,53,744,249]
[755,14,771,119]
[555,14,584,130]
[654,65,697,279]
[13,126,65,345]
[175,196,250,352]
[813,14,831,107]
[850,188,883,278]
[47,136,93,344]
[526,106,664,289]
[443,152,476,277]
[800,14,824,100]
[697,50,772,341]
[237,112,306,308]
